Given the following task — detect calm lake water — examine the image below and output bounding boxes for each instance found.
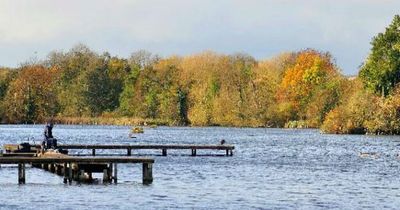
[0,125,400,209]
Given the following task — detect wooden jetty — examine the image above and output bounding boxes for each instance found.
[57,144,235,156]
[0,142,235,185]
[0,156,154,184]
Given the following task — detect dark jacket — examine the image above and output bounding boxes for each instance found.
[44,124,53,140]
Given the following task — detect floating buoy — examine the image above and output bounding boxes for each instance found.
[358,152,379,158]
[131,127,144,134]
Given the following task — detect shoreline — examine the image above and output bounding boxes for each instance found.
[1,117,398,136]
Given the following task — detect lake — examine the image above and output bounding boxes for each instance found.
[0,125,400,209]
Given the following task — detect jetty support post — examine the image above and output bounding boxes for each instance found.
[92,149,96,156]
[127,148,131,156]
[162,149,167,156]
[109,163,113,183]
[78,170,85,183]
[103,169,108,183]
[49,164,55,173]
[68,162,73,184]
[18,163,26,184]
[63,162,68,184]
[103,163,113,183]
[191,149,197,156]
[55,164,62,175]
[113,163,118,184]
[142,163,153,184]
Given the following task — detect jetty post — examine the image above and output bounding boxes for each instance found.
[63,163,68,184]
[18,163,25,184]
[114,163,118,183]
[142,162,153,184]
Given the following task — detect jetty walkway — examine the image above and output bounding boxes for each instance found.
[0,156,154,184]
[0,143,235,185]
[57,144,235,156]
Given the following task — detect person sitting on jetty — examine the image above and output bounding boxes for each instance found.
[220,139,226,145]
[42,121,57,150]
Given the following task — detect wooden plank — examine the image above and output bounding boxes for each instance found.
[0,157,154,164]
[1,153,36,157]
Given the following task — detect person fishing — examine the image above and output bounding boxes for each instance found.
[42,120,57,150]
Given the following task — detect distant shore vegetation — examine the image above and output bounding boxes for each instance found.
[0,15,399,135]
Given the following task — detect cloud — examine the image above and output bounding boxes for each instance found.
[0,0,399,74]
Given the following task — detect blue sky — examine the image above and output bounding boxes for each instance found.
[0,0,399,75]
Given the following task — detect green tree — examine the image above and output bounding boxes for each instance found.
[359,15,400,96]
[118,50,159,116]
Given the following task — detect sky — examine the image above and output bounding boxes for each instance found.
[0,0,399,75]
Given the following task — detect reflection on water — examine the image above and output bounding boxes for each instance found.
[1,125,400,209]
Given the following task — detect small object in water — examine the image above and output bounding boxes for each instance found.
[220,139,226,145]
[358,152,379,158]
[131,127,144,134]
[128,133,137,138]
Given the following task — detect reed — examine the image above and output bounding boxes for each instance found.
[53,117,169,126]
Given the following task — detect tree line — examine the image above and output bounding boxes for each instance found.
[0,15,399,134]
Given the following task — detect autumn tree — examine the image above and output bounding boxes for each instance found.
[0,68,18,122]
[277,49,340,126]
[180,52,227,125]
[3,65,59,123]
[46,44,99,116]
[252,53,296,126]
[321,79,377,134]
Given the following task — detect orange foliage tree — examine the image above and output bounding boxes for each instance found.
[277,49,339,125]
[3,65,59,123]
